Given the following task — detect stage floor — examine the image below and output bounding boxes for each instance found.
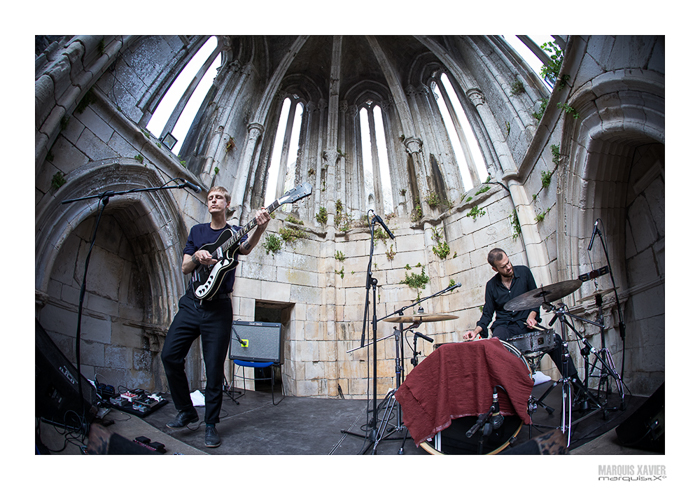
[38,379,660,456]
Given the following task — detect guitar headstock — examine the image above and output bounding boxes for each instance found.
[278,182,313,205]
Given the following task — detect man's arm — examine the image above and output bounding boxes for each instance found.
[238,207,270,255]
[464,284,495,340]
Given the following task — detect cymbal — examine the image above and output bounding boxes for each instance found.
[384,314,459,323]
[504,279,582,311]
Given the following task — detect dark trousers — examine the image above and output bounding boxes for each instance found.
[161,290,232,424]
[491,322,579,380]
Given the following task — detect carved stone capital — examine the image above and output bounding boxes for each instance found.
[403,136,423,154]
[467,88,485,106]
[247,122,264,139]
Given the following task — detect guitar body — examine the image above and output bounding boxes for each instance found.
[189,182,313,301]
[191,228,240,300]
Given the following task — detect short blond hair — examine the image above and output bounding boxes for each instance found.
[207,186,231,204]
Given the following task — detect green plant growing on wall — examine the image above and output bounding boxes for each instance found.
[335,267,345,279]
[400,266,430,301]
[334,250,346,261]
[51,171,66,190]
[533,97,548,121]
[550,144,562,166]
[540,41,563,84]
[279,226,308,245]
[135,154,144,164]
[535,207,552,223]
[427,192,442,208]
[262,233,283,256]
[285,215,304,226]
[76,88,98,114]
[541,170,553,189]
[509,211,522,239]
[316,206,328,225]
[556,102,580,119]
[214,167,219,174]
[373,226,389,246]
[467,204,485,221]
[386,244,396,261]
[411,198,423,222]
[510,80,525,95]
[475,186,490,196]
[431,228,451,260]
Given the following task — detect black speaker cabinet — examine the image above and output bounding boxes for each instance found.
[35,320,96,427]
[616,382,664,453]
[229,321,283,363]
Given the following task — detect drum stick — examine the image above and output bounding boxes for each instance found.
[524,322,544,331]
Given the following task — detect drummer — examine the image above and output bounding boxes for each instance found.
[463,248,581,385]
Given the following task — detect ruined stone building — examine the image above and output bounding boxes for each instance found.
[35,35,664,402]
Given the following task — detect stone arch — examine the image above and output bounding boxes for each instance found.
[36,158,189,327]
[556,72,664,394]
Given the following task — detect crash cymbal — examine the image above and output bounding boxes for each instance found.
[384,314,459,323]
[504,279,582,311]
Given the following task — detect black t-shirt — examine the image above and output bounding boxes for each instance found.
[183,223,247,294]
[476,265,540,334]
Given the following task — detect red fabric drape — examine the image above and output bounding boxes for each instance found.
[394,339,533,446]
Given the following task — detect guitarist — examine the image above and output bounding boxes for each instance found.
[161,186,270,448]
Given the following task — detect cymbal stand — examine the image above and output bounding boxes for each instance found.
[372,323,416,454]
[571,294,626,414]
[536,302,609,445]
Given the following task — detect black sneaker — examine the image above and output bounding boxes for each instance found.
[205,424,221,448]
[166,409,199,428]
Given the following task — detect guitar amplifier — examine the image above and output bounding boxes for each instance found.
[229,321,283,364]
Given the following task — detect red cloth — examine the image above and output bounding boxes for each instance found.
[394,338,533,446]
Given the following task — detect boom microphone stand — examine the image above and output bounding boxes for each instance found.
[59,178,201,428]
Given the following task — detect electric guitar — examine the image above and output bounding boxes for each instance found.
[191,182,313,300]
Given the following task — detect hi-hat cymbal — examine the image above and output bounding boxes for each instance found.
[384,314,459,323]
[504,279,582,311]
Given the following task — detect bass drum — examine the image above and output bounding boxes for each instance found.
[420,341,532,455]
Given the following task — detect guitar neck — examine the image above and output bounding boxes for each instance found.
[221,200,280,252]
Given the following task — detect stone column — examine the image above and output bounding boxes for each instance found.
[232,122,264,221]
[466,88,517,176]
[403,136,430,216]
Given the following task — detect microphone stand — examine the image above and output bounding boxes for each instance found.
[59,179,197,428]
[589,219,626,380]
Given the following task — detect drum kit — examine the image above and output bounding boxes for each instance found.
[359,277,625,455]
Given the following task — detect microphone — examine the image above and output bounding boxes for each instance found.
[180,179,202,193]
[414,331,434,343]
[578,266,610,282]
[587,219,599,251]
[491,388,504,429]
[371,211,395,240]
[446,282,462,292]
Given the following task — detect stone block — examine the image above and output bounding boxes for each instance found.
[75,106,114,144]
[49,135,90,177]
[76,128,119,162]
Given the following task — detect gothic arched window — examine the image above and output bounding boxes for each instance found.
[147,36,221,155]
[430,72,488,190]
[265,96,305,205]
[359,101,393,214]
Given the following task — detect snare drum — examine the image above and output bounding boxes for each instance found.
[507,328,556,355]
[419,340,532,455]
